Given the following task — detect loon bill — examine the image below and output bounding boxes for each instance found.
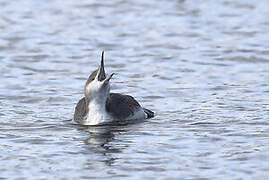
[74,51,154,125]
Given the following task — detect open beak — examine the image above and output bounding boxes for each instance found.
[97,51,106,81]
[104,73,115,84]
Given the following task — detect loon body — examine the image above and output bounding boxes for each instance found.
[74,52,154,125]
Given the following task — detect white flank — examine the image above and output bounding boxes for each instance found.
[125,108,146,121]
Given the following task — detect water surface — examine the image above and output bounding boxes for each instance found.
[1,0,269,179]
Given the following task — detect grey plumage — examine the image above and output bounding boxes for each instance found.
[74,97,87,123]
[106,93,141,120]
[74,93,154,123]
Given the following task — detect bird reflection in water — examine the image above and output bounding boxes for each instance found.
[78,120,145,167]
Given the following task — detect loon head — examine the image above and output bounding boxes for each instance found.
[84,51,114,101]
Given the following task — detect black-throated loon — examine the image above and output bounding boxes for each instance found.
[74,51,154,125]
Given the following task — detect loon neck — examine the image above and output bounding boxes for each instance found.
[84,95,110,125]
[85,92,109,112]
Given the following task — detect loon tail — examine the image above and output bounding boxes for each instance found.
[143,108,154,119]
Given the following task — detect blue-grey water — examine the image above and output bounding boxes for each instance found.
[1,0,269,179]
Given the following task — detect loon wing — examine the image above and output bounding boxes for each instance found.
[106,93,143,120]
[74,97,86,123]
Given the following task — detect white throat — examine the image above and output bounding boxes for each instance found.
[84,82,112,125]
[82,76,112,125]
[84,97,110,125]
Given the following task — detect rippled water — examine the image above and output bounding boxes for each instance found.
[1,0,269,179]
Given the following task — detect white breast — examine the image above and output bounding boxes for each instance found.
[83,101,112,125]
